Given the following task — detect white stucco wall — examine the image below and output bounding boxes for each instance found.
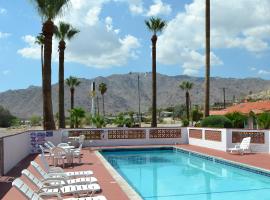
[187,127,227,151]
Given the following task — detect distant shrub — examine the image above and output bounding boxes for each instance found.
[181,118,189,127]
[0,106,16,127]
[92,115,106,128]
[257,112,270,129]
[225,112,247,128]
[30,115,42,126]
[201,115,233,128]
[192,109,203,123]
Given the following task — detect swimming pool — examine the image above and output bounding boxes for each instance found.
[101,147,270,200]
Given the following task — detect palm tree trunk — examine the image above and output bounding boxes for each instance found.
[151,34,157,127]
[204,0,210,118]
[58,40,66,128]
[186,91,189,121]
[70,88,74,110]
[102,94,105,116]
[41,44,46,128]
[42,20,56,130]
[70,88,74,128]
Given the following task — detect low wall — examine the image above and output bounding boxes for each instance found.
[188,128,227,151]
[226,129,270,153]
[62,127,187,147]
[1,130,61,175]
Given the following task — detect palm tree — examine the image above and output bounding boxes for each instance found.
[66,76,81,110]
[69,107,85,128]
[145,17,166,127]
[29,0,70,130]
[66,76,80,128]
[180,81,193,121]
[204,0,210,117]
[98,82,107,117]
[55,22,79,128]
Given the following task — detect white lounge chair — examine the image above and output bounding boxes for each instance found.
[40,154,93,178]
[47,141,56,148]
[31,161,98,186]
[228,137,251,155]
[12,178,107,200]
[22,169,101,196]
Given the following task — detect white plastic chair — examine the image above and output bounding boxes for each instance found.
[12,178,107,200]
[21,169,101,196]
[73,144,83,163]
[31,161,98,186]
[39,154,94,178]
[228,137,251,155]
[52,147,66,168]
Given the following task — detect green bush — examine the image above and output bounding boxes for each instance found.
[181,118,189,127]
[0,106,16,127]
[92,115,106,128]
[192,109,203,123]
[225,112,247,128]
[30,115,42,126]
[201,115,233,128]
[257,112,270,129]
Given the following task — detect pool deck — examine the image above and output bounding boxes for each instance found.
[2,144,270,199]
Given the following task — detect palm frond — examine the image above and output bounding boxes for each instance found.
[145,17,167,35]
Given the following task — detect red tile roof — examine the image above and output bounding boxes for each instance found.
[210,100,270,115]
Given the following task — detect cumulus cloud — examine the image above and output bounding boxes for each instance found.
[146,0,172,16]
[0,32,10,39]
[258,70,270,75]
[0,8,6,15]
[157,0,270,75]
[114,0,144,15]
[18,0,140,68]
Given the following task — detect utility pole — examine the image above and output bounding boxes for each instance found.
[138,74,141,127]
[222,88,227,109]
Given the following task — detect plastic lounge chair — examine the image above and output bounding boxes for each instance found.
[38,155,93,178]
[31,161,98,186]
[22,169,101,196]
[12,178,107,200]
[228,137,251,155]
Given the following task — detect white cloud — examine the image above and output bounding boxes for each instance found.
[18,0,140,68]
[249,67,257,71]
[114,0,144,15]
[157,0,270,75]
[18,35,43,59]
[2,70,10,75]
[0,32,10,39]
[0,8,7,15]
[258,70,270,75]
[146,0,172,17]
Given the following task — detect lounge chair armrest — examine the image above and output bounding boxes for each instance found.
[40,182,62,189]
[49,167,64,173]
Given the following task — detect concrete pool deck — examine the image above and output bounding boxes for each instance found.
[2,144,270,199]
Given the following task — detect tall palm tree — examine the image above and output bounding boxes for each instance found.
[55,22,79,128]
[98,82,107,117]
[66,76,81,110]
[66,76,80,128]
[204,0,210,117]
[145,17,166,127]
[30,0,70,130]
[180,81,193,121]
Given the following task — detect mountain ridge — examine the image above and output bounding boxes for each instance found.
[1,73,270,118]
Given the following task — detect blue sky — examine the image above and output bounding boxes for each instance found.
[0,0,269,92]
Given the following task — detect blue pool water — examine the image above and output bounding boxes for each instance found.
[101,148,270,200]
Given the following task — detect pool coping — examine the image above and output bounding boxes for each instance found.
[175,147,270,177]
[95,151,143,200]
